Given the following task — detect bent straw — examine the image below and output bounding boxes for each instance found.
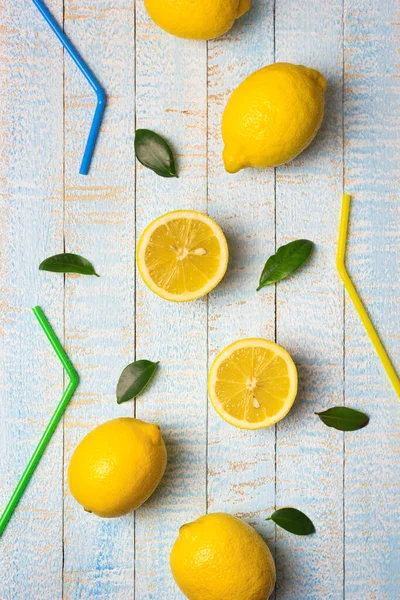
[0,307,79,538]
[31,0,106,175]
[337,193,400,398]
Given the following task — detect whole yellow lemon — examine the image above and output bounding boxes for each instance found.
[68,418,167,518]
[170,513,276,600]
[144,0,251,40]
[222,62,326,173]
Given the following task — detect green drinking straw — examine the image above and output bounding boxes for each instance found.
[0,306,79,538]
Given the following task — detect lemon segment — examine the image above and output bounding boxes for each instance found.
[137,210,228,302]
[208,338,298,429]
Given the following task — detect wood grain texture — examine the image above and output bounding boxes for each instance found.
[0,0,64,598]
[62,1,136,598]
[344,1,400,598]
[275,1,345,598]
[1,0,400,598]
[134,2,208,598]
[207,0,276,551]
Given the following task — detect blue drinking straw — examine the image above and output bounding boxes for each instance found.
[31,0,106,175]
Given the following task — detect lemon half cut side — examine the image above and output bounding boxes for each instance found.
[208,338,298,429]
[137,210,229,302]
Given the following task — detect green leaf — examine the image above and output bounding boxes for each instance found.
[39,253,99,277]
[257,239,314,289]
[135,129,178,178]
[116,360,159,404]
[268,508,315,536]
[316,407,369,431]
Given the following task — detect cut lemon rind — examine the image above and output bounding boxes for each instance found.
[137,210,229,302]
[208,338,298,430]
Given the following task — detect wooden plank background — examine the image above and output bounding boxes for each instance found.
[0,0,399,598]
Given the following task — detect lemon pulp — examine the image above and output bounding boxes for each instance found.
[137,210,228,302]
[208,338,298,429]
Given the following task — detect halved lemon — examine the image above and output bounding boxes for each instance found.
[208,338,298,429]
[137,210,229,302]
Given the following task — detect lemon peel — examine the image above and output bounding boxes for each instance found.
[68,418,167,517]
[144,0,251,40]
[222,62,326,173]
[171,512,276,600]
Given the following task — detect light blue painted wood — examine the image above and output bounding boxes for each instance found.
[207,0,276,557]
[274,2,345,599]
[61,1,136,598]
[0,0,399,598]
[134,2,208,598]
[0,0,64,597]
[344,1,400,598]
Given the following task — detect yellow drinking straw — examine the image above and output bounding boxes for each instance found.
[337,193,400,398]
